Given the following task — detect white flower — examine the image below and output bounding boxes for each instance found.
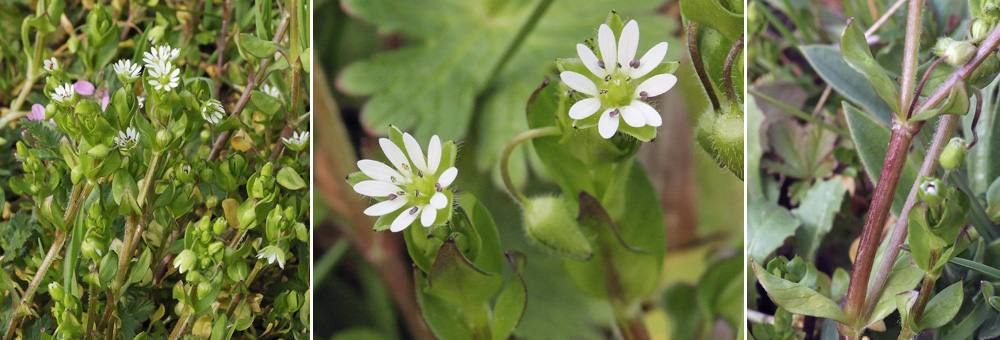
[281,131,309,151]
[142,45,180,67]
[137,96,146,108]
[43,57,59,73]
[50,83,74,104]
[256,245,286,269]
[262,84,281,98]
[559,20,676,139]
[113,59,143,82]
[147,61,180,92]
[353,133,458,232]
[173,249,196,273]
[114,127,139,151]
[201,99,225,124]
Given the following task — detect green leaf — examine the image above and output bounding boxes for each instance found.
[128,248,152,285]
[679,0,743,41]
[792,176,846,261]
[751,259,848,324]
[425,237,504,310]
[240,33,283,59]
[917,281,964,329]
[964,80,1000,193]
[747,197,800,264]
[413,268,474,340]
[696,256,742,329]
[761,119,837,180]
[276,167,306,190]
[491,252,528,340]
[843,102,919,215]
[99,252,118,288]
[865,255,923,327]
[840,18,901,116]
[249,90,283,117]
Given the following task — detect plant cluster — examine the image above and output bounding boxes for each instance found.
[0,0,310,339]
[749,0,1000,339]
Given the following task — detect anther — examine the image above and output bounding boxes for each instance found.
[387,194,398,201]
[604,75,612,82]
[418,171,423,178]
[599,89,608,95]
[414,190,420,197]
[566,90,575,97]
[390,176,397,183]
[597,60,605,69]
[626,77,632,82]
[616,62,622,68]
[640,91,649,101]
[610,109,619,117]
[435,183,443,192]
[397,190,406,196]
[402,163,410,171]
[630,60,640,68]
[409,206,419,215]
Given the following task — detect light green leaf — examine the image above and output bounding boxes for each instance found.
[792,176,846,261]
[840,18,900,116]
[751,260,848,324]
[276,167,306,190]
[747,198,800,264]
[240,33,283,59]
[917,281,964,329]
[491,252,528,340]
[866,255,923,328]
[679,0,742,42]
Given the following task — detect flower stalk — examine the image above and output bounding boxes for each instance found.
[500,126,561,203]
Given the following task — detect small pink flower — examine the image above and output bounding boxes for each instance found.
[96,88,110,111]
[28,104,46,121]
[74,81,95,96]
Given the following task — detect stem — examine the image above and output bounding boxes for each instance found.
[213,0,232,99]
[483,0,555,87]
[167,310,193,340]
[897,0,924,118]
[8,31,45,115]
[499,126,561,203]
[208,14,290,161]
[865,0,908,37]
[863,114,958,319]
[687,22,721,112]
[722,35,744,106]
[748,89,851,138]
[843,117,920,326]
[910,274,937,325]
[747,310,775,324]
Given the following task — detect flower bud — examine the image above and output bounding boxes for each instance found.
[49,282,64,301]
[935,38,977,66]
[972,19,992,40]
[156,129,172,148]
[522,196,593,261]
[200,129,211,144]
[205,195,219,209]
[918,177,945,207]
[208,241,224,255]
[213,218,228,235]
[939,137,968,170]
[197,281,212,299]
[173,249,196,273]
[695,107,745,180]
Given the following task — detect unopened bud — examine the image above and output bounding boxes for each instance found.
[939,137,968,170]
[522,196,593,261]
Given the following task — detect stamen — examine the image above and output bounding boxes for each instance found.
[640,91,648,101]
[390,176,397,183]
[397,190,406,196]
[610,109,619,117]
[566,90,576,97]
[599,89,608,95]
[630,60,640,68]
[616,62,622,69]
[626,77,632,82]
[409,206,419,215]
[604,75,612,82]
[418,171,423,178]
[435,183,443,192]
[402,163,410,171]
[597,60,605,69]
[387,194,398,201]
[414,190,420,197]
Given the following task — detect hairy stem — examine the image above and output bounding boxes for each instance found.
[500,126,561,203]
[863,114,958,319]
[910,274,937,325]
[687,22,721,112]
[722,35,744,106]
[897,0,924,117]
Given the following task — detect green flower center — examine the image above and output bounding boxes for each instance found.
[599,72,636,108]
[395,172,439,207]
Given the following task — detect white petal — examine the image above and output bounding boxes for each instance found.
[420,206,437,227]
[427,135,441,174]
[631,101,662,127]
[633,42,669,79]
[357,159,404,183]
[379,138,411,174]
[635,74,677,97]
[568,97,601,120]
[620,106,646,127]
[577,44,605,77]
[437,167,458,187]
[618,20,639,65]
[430,192,448,209]
[560,71,598,96]
[598,109,619,139]
[390,207,421,232]
[402,133,428,173]
[363,197,408,216]
[353,180,401,197]
[598,24,617,70]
